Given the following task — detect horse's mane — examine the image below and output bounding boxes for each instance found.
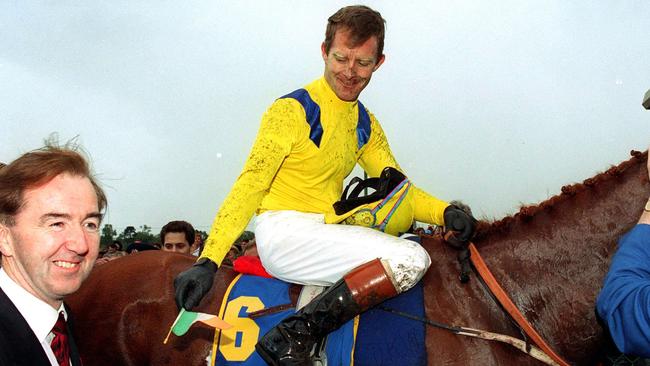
[474,150,648,240]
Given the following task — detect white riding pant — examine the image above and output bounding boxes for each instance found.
[254,210,431,293]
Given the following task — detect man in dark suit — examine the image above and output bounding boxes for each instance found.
[0,142,106,365]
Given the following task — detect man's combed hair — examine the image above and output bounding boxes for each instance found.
[0,140,106,226]
[160,220,196,245]
[324,5,386,59]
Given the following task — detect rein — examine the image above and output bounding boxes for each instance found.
[435,230,572,365]
[438,227,570,366]
[466,241,571,366]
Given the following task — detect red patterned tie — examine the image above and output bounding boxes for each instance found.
[51,312,71,366]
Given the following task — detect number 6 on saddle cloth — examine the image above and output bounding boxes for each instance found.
[325,167,414,237]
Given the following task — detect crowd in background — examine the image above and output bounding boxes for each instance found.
[94,221,257,267]
[92,219,441,270]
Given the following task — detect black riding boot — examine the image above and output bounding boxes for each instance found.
[255,258,398,366]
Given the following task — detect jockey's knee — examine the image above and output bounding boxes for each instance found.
[386,245,430,293]
[411,244,431,282]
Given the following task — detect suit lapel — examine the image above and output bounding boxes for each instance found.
[65,304,83,366]
[0,287,51,365]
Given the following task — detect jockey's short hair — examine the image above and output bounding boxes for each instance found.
[160,220,196,245]
[0,141,106,226]
[324,5,386,60]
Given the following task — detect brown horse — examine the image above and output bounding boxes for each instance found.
[67,150,649,365]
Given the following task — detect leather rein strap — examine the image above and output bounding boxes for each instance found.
[466,241,571,366]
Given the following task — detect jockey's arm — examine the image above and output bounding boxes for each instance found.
[200,100,297,266]
[174,100,297,311]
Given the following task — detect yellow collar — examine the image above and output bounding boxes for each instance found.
[315,77,359,111]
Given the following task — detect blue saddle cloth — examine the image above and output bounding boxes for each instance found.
[213,274,426,366]
[355,282,426,366]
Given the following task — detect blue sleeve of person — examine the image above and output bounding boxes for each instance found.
[597,224,650,357]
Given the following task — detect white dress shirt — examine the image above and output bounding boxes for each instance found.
[0,268,68,366]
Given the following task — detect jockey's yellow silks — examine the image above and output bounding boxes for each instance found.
[201,77,449,265]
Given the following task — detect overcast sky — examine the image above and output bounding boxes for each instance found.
[1,1,649,234]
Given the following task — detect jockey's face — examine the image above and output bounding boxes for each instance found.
[0,174,101,309]
[322,28,385,102]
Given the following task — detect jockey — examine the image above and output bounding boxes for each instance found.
[174,5,476,365]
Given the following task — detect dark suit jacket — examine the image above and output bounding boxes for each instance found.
[0,287,82,366]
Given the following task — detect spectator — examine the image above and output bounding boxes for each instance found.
[95,240,126,266]
[0,142,105,365]
[103,240,125,258]
[126,240,158,254]
[223,244,242,266]
[191,232,204,257]
[242,238,258,257]
[425,225,434,235]
[160,220,196,255]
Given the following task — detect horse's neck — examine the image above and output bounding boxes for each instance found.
[475,152,649,359]
[480,153,649,266]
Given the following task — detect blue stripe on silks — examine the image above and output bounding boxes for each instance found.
[280,89,323,148]
[356,101,371,150]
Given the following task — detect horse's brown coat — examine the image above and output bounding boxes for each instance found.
[68,151,649,365]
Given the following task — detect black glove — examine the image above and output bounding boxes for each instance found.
[174,257,218,310]
[443,205,477,245]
